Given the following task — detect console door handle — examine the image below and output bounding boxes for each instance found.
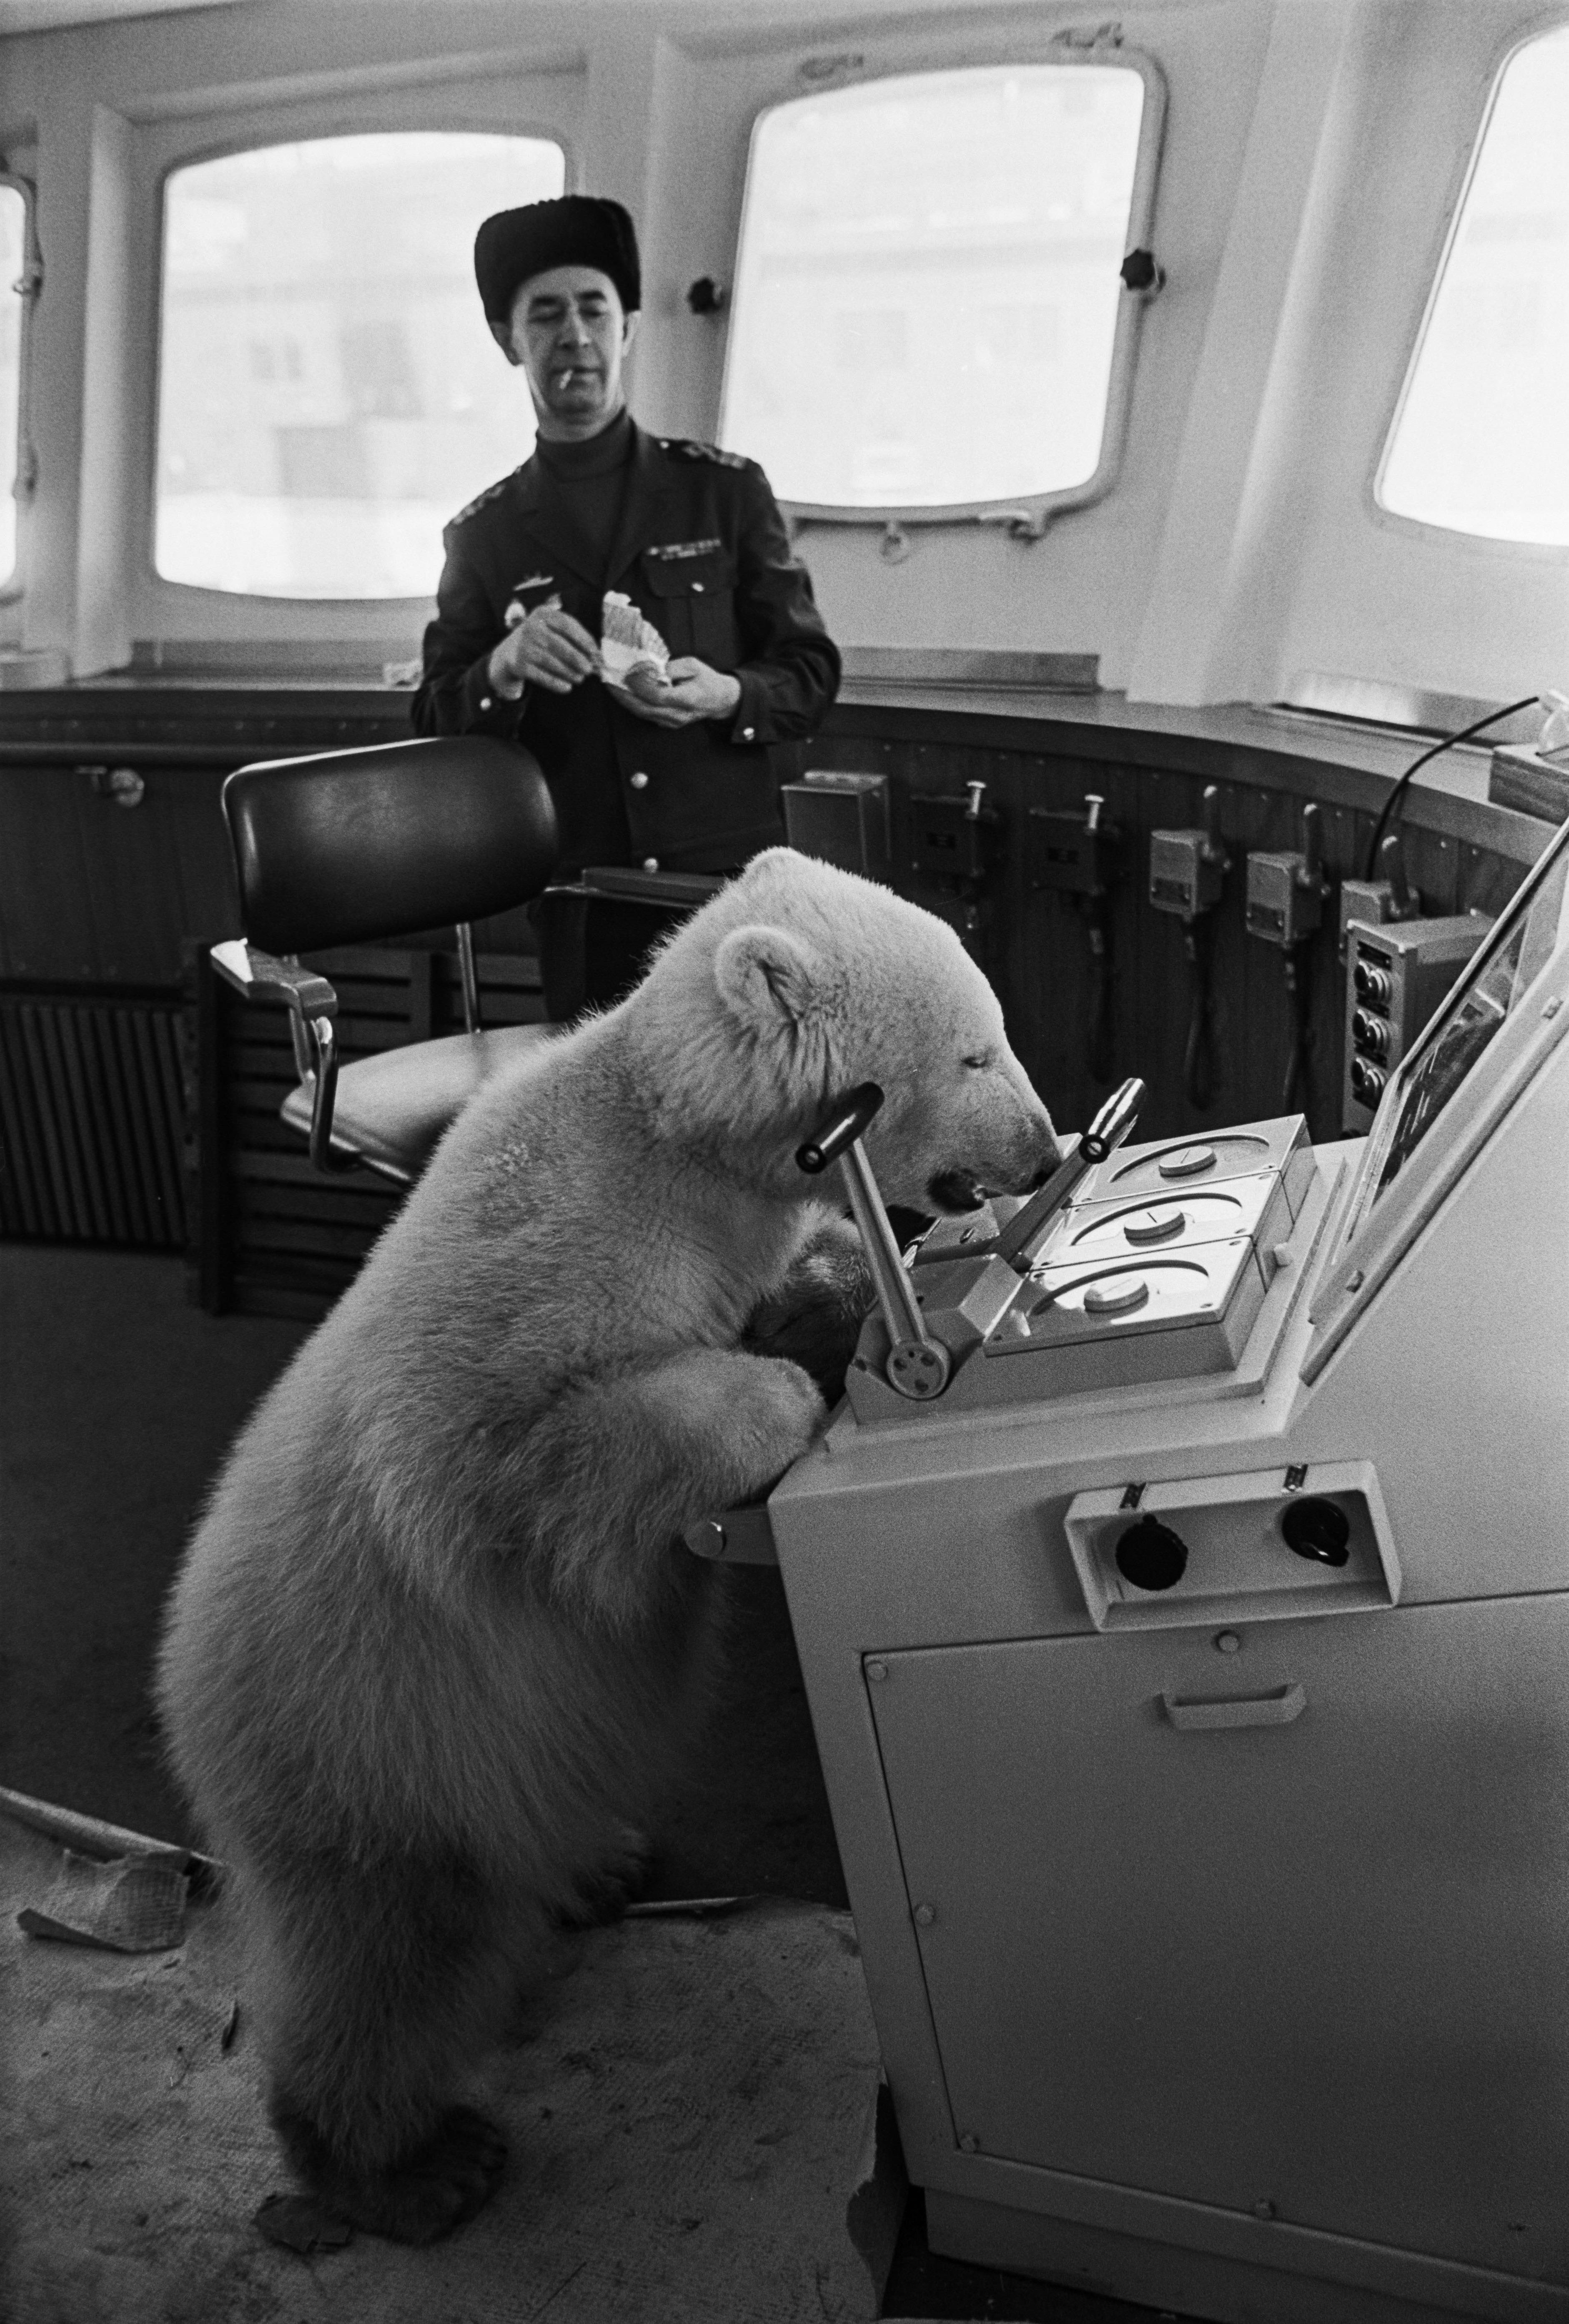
[1162,1684,1306,1731]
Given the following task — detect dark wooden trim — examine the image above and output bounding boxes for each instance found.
[825,693,1550,867]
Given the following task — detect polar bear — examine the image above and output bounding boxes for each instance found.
[157,847,1058,2242]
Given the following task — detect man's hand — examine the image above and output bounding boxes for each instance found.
[488,601,600,699]
[617,657,743,729]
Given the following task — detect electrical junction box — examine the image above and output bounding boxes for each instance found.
[1026,803,1120,896]
[758,815,1569,2324]
[1336,875,1411,957]
[1149,825,1224,916]
[909,791,998,885]
[780,770,890,880]
[1341,912,1491,1133]
[1245,848,1326,945]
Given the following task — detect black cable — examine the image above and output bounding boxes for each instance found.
[1363,696,1537,881]
[1085,905,1115,1083]
[1280,946,1311,1118]
[1182,917,1216,1111]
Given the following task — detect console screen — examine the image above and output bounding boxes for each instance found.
[1374,848,1569,1202]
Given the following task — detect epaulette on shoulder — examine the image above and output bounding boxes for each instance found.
[449,469,519,527]
[657,437,751,471]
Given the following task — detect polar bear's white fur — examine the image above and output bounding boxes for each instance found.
[157,848,1058,2241]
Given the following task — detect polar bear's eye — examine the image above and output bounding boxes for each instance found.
[963,1049,996,1071]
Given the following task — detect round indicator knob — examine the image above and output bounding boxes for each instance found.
[886,1339,951,1399]
[1281,1497,1351,1567]
[1350,1056,1386,1105]
[1158,1146,1216,1181]
[1084,1275,1150,1316]
[1124,1207,1185,1246]
[1115,1515,1189,1592]
[1353,961,1393,1007]
[1352,1008,1390,1058]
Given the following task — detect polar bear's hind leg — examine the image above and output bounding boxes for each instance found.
[251,1840,524,2242]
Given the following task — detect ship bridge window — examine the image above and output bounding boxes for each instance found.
[0,176,32,592]
[1378,23,1569,547]
[718,60,1162,527]
[154,131,565,600]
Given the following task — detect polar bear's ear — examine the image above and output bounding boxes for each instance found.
[713,923,823,1032]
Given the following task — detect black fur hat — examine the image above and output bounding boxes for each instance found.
[474,196,641,325]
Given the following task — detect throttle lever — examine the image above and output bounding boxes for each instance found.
[992,1076,1147,1272]
[797,1085,952,1402]
[795,1082,884,1173]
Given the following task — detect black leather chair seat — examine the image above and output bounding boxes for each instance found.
[280,1022,555,1182]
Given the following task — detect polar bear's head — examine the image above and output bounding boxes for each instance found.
[631,849,1060,1211]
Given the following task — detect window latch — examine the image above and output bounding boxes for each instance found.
[976,507,1053,543]
[1120,248,1165,298]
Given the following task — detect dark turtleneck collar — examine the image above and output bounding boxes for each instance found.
[532,405,635,483]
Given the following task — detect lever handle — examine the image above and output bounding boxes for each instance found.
[797,1085,951,1401]
[1300,800,1322,883]
[1379,832,1414,915]
[1162,1685,1306,1731]
[797,1083,884,1173]
[1080,1073,1146,1165]
[1202,782,1226,860]
[992,1075,1146,1269]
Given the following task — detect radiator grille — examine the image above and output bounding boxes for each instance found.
[0,996,187,1247]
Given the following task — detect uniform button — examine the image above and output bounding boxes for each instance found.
[629,770,649,789]
[642,856,660,872]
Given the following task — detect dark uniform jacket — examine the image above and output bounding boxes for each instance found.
[412,424,841,877]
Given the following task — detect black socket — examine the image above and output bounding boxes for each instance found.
[1281,1497,1351,1567]
[1115,1515,1189,1592]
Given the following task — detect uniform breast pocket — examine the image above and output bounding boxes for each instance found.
[640,547,738,665]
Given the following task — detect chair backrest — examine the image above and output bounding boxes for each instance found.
[223,736,559,955]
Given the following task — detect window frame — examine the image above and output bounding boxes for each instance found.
[0,168,41,605]
[134,83,577,638]
[718,46,1168,542]
[1370,18,1569,564]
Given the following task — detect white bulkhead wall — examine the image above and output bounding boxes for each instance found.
[0,0,1562,704]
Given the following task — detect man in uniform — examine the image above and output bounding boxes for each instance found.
[413,194,841,884]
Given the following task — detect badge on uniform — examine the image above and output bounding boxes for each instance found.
[504,575,560,628]
[646,538,723,563]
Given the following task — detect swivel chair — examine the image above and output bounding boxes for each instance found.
[211,735,559,1186]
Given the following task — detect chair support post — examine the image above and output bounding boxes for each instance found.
[286,995,314,1085]
[456,922,481,1034]
[306,1017,360,1175]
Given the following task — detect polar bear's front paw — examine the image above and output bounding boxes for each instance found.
[732,1354,825,1490]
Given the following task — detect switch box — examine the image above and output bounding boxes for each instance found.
[782,770,890,880]
[910,786,999,884]
[1246,803,1328,947]
[1338,877,1406,952]
[1150,830,1225,916]
[1246,850,1325,945]
[1027,797,1120,896]
[1342,913,1493,1132]
[1150,788,1227,918]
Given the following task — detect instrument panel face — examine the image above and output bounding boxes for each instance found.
[1372,844,1569,1203]
[1305,811,1569,1377]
